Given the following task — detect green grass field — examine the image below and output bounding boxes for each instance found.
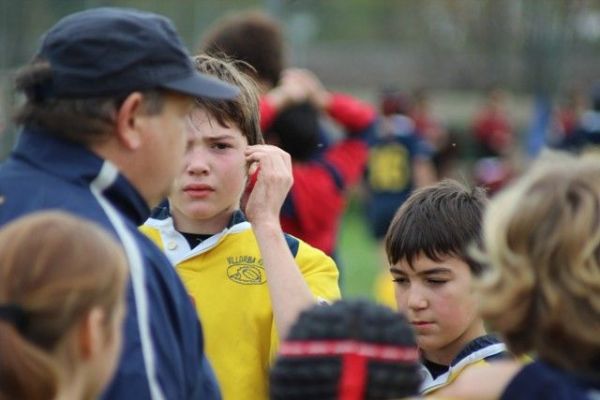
[337,193,381,300]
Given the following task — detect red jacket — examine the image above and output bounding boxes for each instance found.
[472,108,513,154]
[260,94,376,255]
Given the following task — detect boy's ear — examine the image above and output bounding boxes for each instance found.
[115,92,145,150]
[77,307,105,360]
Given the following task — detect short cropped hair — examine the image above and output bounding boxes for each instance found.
[13,60,165,145]
[265,102,320,161]
[192,55,263,146]
[479,154,600,379]
[270,300,421,399]
[201,10,284,88]
[385,179,487,274]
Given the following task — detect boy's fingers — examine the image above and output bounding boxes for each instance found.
[244,147,293,192]
[248,161,259,176]
[245,145,291,168]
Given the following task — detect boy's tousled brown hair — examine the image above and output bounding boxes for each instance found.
[479,154,600,379]
[192,54,263,146]
[385,179,488,274]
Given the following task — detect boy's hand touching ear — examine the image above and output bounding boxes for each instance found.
[243,145,293,226]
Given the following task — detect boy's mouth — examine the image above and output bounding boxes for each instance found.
[411,321,433,327]
[183,183,214,198]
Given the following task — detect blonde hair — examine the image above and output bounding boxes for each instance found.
[479,153,600,378]
[0,211,128,400]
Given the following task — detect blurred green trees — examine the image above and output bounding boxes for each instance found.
[2,0,600,157]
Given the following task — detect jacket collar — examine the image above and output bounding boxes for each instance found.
[419,334,507,394]
[14,127,150,225]
[150,200,247,227]
[451,334,504,367]
[145,203,250,265]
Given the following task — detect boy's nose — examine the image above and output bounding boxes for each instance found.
[407,288,428,310]
[187,150,210,175]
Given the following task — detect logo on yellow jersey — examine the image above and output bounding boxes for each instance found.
[226,256,266,285]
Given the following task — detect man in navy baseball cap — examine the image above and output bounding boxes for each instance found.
[34,7,239,100]
[0,7,237,400]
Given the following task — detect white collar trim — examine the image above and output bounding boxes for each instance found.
[145,216,251,266]
[420,343,507,394]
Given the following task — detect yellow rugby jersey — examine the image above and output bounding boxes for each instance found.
[141,209,341,400]
[374,270,397,310]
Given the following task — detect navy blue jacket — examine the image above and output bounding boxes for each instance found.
[501,360,600,400]
[0,128,221,400]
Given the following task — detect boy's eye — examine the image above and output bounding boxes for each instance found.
[213,143,231,150]
[185,139,194,151]
[426,279,447,285]
[392,276,409,285]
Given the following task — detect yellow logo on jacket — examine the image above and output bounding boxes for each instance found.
[226,256,266,285]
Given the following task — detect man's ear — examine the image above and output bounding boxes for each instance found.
[115,92,145,150]
[78,307,105,360]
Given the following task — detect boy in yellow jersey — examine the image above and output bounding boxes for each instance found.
[385,180,510,396]
[140,55,341,400]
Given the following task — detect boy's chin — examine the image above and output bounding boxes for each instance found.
[183,205,237,220]
[173,203,211,219]
[415,333,441,349]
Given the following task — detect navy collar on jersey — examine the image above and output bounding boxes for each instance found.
[149,201,301,257]
[450,334,507,367]
[151,200,247,228]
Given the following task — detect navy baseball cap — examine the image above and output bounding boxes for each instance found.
[35,7,239,100]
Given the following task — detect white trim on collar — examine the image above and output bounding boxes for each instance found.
[420,342,507,394]
[92,161,165,400]
[145,216,251,266]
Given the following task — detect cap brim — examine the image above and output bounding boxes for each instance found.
[161,71,239,100]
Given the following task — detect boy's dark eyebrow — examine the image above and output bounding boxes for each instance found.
[389,266,405,274]
[205,134,237,141]
[419,267,453,276]
[388,266,453,275]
